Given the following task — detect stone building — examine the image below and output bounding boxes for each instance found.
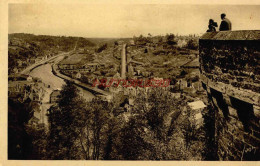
[50,90,61,103]
[199,30,260,160]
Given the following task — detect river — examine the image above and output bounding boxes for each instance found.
[29,63,95,127]
[29,63,95,101]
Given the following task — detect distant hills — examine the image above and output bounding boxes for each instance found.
[9,33,96,51]
[8,33,97,74]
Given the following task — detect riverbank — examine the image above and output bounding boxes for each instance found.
[28,60,95,128]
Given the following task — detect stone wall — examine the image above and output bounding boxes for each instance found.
[199,31,260,160]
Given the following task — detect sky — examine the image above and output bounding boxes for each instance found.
[8,4,260,38]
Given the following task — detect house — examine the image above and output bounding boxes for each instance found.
[142,71,151,77]
[87,75,97,85]
[75,72,82,79]
[50,90,61,103]
[72,72,82,79]
[35,57,42,62]
[84,63,99,72]
[113,72,121,79]
[17,60,23,67]
[125,86,137,96]
[188,100,206,110]
[12,67,19,74]
[136,70,141,76]
[177,39,187,48]
[58,63,78,70]
[192,81,202,91]
[128,96,134,105]
[9,74,29,81]
[29,88,41,102]
[96,94,113,102]
[29,58,36,64]
[178,79,188,89]
[117,40,124,45]
[187,100,207,128]
[129,39,135,46]
[8,80,33,94]
[27,76,33,81]
[8,80,34,102]
[170,92,181,99]
[128,60,145,66]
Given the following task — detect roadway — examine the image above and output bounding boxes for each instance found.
[20,51,72,75]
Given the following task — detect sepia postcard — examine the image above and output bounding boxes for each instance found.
[0,0,260,166]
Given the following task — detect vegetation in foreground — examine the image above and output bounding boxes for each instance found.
[9,81,216,160]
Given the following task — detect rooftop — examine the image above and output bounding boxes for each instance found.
[9,80,34,87]
[188,100,206,110]
[50,90,61,97]
[181,58,199,68]
[200,30,260,40]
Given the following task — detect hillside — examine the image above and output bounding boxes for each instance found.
[8,33,96,74]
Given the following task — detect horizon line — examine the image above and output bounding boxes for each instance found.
[8,32,203,39]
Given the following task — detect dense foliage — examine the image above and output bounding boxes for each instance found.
[8,80,213,160]
[44,83,207,160]
[96,43,108,53]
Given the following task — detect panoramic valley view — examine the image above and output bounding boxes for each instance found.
[7,4,260,161]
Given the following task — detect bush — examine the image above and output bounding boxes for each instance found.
[96,43,108,53]
[153,49,166,55]
[186,39,198,50]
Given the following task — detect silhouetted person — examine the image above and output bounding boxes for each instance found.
[219,13,232,31]
[207,19,218,32]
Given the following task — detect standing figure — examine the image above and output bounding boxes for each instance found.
[207,19,218,32]
[219,13,232,31]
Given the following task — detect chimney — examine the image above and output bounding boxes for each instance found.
[121,44,127,79]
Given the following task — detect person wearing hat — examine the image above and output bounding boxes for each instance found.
[207,19,218,32]
[219,13,232,31]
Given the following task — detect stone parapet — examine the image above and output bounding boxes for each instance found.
[199,30,260,160]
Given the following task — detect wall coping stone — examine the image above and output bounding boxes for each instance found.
[200,30,260,40]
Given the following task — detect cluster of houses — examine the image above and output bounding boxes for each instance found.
[8,74,51,103]
[58,62,103,71]
[8,74,56,127]
[57,53,111,81]
[12,54,54,74]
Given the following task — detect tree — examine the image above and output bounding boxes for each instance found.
[45,81,208,160]
[110,88,189,160]
[96,43,108,53]
[118,116,152,160]
[47,83,117,160]
[8,98,34,159]
[87,98,111,159]
[47,81,87,159]
[166,33,177,45]
[25,124,48,159]
[186,39,198,50]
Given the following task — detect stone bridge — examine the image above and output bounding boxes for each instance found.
[199,30,260,160]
